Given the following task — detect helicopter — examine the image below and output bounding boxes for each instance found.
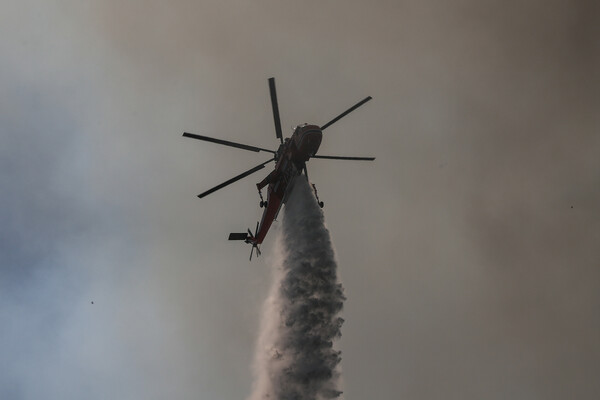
[183,77,374,259]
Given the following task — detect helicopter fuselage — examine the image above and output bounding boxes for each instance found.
[253,124,323,244]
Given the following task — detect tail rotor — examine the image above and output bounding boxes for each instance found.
[229,221,261,260]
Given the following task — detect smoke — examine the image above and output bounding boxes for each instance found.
[249,177,346,400]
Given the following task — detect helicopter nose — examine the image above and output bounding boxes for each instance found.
[301,132,322,159]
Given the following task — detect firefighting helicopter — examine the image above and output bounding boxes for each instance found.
[183,77,374,259]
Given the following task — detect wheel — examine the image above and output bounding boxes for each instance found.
[319,201,324,208]
[259,201,264,208]
[263,201,268,208]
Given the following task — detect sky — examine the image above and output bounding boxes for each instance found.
[1,0,599,399]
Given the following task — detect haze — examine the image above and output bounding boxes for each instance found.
[1,1,598,399]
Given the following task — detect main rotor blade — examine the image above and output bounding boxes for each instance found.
[268,77,283,143]
[183,132,275,154]
[320,96,372,131]
[198,158,275,198]
[312,155,375,161]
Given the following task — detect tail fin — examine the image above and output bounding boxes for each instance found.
[228,232,249,241]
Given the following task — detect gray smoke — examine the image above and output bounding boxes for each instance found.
[249,177,345,400]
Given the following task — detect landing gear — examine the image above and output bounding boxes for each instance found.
[258,189,267,208]
[312,184,324,208]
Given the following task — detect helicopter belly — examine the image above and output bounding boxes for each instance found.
[255,190,282,244]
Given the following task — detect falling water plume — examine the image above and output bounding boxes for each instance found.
[249,177,346,400]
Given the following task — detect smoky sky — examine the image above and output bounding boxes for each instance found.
[1,1,599,399]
